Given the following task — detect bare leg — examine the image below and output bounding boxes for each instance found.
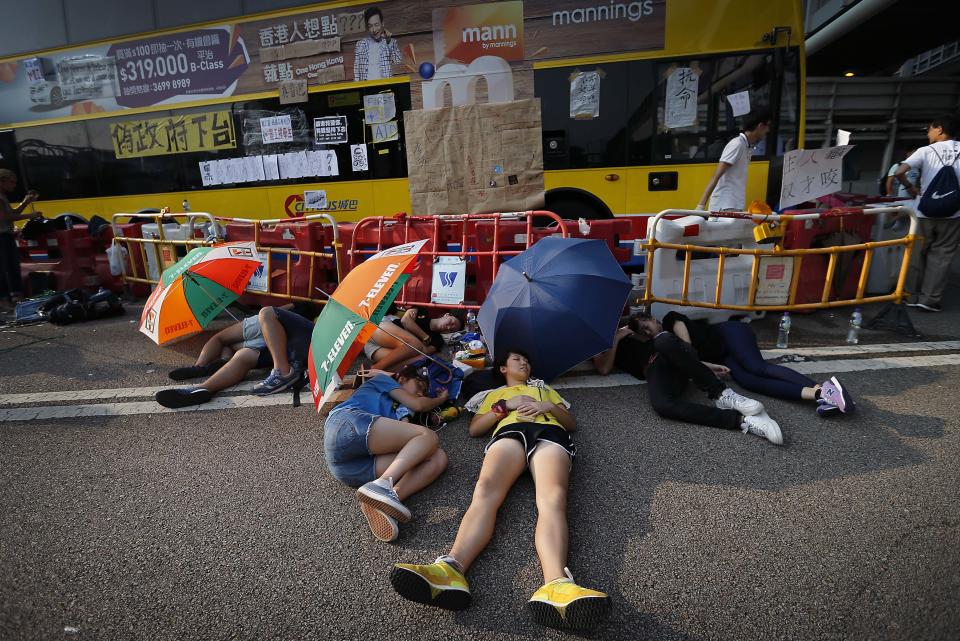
[258,307,291,374]
[369,322,432,372]
[376,449,449,501]
[528,444,572,583]
[801,385,820,401]
[367,417,440,483]
[196,322,244,366]
[448,438,527,572]
[199,348,259,393]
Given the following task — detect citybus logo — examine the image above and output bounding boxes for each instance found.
[553,0,655,25]
[284,193,360,217]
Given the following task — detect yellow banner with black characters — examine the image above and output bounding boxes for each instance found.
[110,110,236,159]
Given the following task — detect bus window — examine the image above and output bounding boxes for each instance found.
[653,53,779,163]
[535,63,629,170]
[18,121,101,200]
[626,59,656,166]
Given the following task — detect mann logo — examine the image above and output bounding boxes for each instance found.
[462,24,517,43]
[438,271,458,288]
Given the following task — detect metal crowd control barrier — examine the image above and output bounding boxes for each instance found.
[215,214,341,303]
[111,212,222,287]
[641,206,919,312]
[349,210,569,310]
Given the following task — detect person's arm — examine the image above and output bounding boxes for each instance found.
[389,385,449,413]
[353,39,367,82]
[670,319,692,345]
[399,309,430,343]
[885,174,896,196]
[697,162,730,210]
[894,163,920,198]
[2,191,41,222]
[468,408,502,437]
[387,34,402,64]
[515,393,577,431]
[592,326,634,375]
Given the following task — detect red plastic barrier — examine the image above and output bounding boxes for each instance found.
[781,210,876,306]
[17,226,125,295]
[226,219,339,304]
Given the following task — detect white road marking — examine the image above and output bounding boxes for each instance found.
[761,340,960,359]
[0,393,305,423]
[3,342,960,423]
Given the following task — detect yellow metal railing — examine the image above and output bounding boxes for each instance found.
[640,206,918,312]
[110,211,343,304]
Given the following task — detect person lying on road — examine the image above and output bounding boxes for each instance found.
[155,302,317,408]
[660,311,855,416]
[389,350,611,632]
[363,306,465,372]
[593,313,783,444]
[323,365,449,542]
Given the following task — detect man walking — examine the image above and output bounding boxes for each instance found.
[696,110,771,212]
[0,169,41,311]
[894,114,960,312]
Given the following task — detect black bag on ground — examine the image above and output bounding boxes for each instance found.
[42,288,125,325]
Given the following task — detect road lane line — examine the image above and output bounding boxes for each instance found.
[787,353,960,375]
[760,340,960,359]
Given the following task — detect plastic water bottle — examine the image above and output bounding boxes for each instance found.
[776,312,791,349]
[846,307,863,345]
[578,217,590,235]
[181,199,191,212]
[465,310,479,334]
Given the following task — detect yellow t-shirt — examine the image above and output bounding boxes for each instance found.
[477,384,569,436]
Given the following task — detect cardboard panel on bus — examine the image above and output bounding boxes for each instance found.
[404,99,545,216]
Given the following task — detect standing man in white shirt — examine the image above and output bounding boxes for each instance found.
[894,114,960,312]
[696,111,771,212]
[353,7,402,82]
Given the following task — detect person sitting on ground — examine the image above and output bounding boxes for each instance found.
[593,313,783,444]
[364,306,465,372]
[390,350,611,631]
[660,310,854,416]
[324,365,449,542]
[155,302,318,408]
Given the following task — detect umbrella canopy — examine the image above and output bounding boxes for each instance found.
[308,239,429,410]
[478,236,632,382]
[139,241,261,345]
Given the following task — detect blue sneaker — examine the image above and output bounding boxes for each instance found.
[357,477,411,522]
[816,398,842,417]
[253,365,302,396]
[820,377,855,414]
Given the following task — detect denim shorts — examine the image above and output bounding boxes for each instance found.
[323,406,378,486]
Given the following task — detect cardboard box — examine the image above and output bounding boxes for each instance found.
[404,98,545,215]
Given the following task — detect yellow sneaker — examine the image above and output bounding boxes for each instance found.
[527,569,610,630]
[390,558,471,611]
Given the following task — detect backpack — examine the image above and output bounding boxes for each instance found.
[917,145,960,218]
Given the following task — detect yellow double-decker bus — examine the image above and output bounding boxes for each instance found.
[0,0,804,222]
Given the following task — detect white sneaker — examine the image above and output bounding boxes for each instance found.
[716,388,764,416]
[741,412,783,445]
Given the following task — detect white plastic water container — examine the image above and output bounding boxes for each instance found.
[647,215,759,323]
[865,202,910,294]
[142,222,196,281]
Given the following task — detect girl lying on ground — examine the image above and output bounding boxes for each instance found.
[362,307,465,372]
[323,365,449,542]
[657,311,855,416]
[389,350,611,631]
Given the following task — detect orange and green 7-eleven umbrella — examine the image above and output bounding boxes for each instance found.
[308,239,429,410]
[139,241,262,345]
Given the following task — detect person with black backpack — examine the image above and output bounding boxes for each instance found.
[893,114,960,312]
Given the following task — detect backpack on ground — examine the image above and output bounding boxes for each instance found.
[917,146,960,218]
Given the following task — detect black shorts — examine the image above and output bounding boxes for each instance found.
[485,422,576,463]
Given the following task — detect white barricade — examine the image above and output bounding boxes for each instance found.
[647,215,761,323]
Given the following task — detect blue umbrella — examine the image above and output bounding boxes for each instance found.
[478,237,632,382]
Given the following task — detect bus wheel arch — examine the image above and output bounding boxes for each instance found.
[544,188,613,220]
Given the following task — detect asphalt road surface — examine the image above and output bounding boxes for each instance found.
[2,295,959,641]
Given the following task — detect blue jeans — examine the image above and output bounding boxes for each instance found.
[714,321,817,401]
[324,407,378,486]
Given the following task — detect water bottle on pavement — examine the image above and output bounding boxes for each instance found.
[776,312,791,349]
[846,307,863,345]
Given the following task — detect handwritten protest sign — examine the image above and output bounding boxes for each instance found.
[664,66,699,129]
[779,145,853,209]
